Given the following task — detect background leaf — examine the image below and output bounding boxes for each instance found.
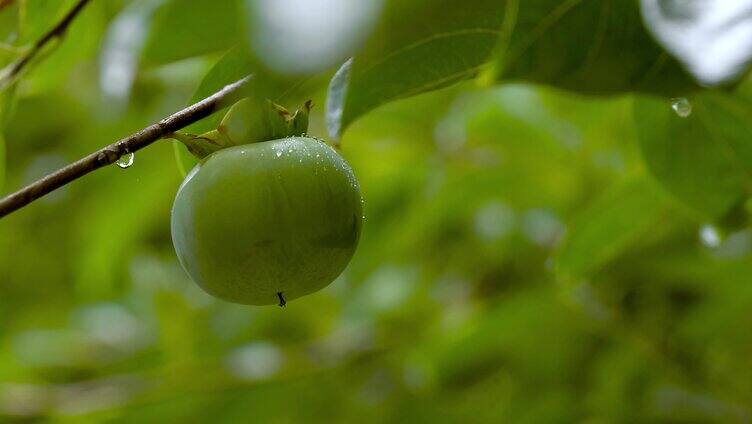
[18,0,76,42]
[172,47,255,175]
[328,0,699,138]
[173,47,324,175]
[326,0,506,138]
[4,3,752,422]
[0,86,16,191]
[99,0,164,103]
[141,0,243,66]
[635,92,752,220]
[555,177,675,279]
[495,0,697,94]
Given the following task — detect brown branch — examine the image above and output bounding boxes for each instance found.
[0,0,92,89]
[0,76,253,218]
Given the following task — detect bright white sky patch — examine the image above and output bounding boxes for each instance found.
[641,0,752,86]
[248,0,383,74]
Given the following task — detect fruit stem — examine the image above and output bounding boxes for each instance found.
[277,292,286,308]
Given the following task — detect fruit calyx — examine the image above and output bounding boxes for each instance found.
[169,98,313,159]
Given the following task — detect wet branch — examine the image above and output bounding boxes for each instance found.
[0,0,92,89]
[0,76,253,218]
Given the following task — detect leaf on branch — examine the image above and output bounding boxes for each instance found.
[174,47,317,173]
[326,0,505,139]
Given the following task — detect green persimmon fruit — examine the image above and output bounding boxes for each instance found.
[171,137,362,306]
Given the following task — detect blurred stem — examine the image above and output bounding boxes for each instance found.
[0,76,253,218]
[0,0,92,90]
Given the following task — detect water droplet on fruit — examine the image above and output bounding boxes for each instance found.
[699,224,722,248]
[115,152,134,169]
[671,98,692,118]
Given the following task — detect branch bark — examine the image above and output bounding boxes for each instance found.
[0,75,253,218]
[0,0,92,89]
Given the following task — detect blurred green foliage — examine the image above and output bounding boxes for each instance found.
[0,0,751,422]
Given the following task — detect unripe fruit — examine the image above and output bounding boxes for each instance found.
[171,137,362,305]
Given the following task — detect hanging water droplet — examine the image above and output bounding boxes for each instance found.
[115,152,134,169]
[699,224,722,248]
[671,97,692,118]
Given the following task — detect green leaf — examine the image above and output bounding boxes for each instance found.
[141,0,242,66]
[327,0,699,139]
[0,86,16,191]
[326,0,506,138]
[0,133,5,192]
[173,47,315,173]
[172,98,311,160]
[168,130,225,160]
[217,98,311,145]
[635,92,752,220]
[18,0,76,42]
[173,47,255,175]
[555,177,674,279]
[493,0,697,95]
[0,2,19,55]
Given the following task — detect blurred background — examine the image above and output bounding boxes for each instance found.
[1,0,752,422]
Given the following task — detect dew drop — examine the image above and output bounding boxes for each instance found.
[115,152,134,169]
[671,97,692,118]
[276,151,283,158]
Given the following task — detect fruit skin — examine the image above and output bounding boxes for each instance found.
[171,137,362,305]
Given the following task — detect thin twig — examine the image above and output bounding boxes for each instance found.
[0,0,92,89]
[0,76,253,218]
